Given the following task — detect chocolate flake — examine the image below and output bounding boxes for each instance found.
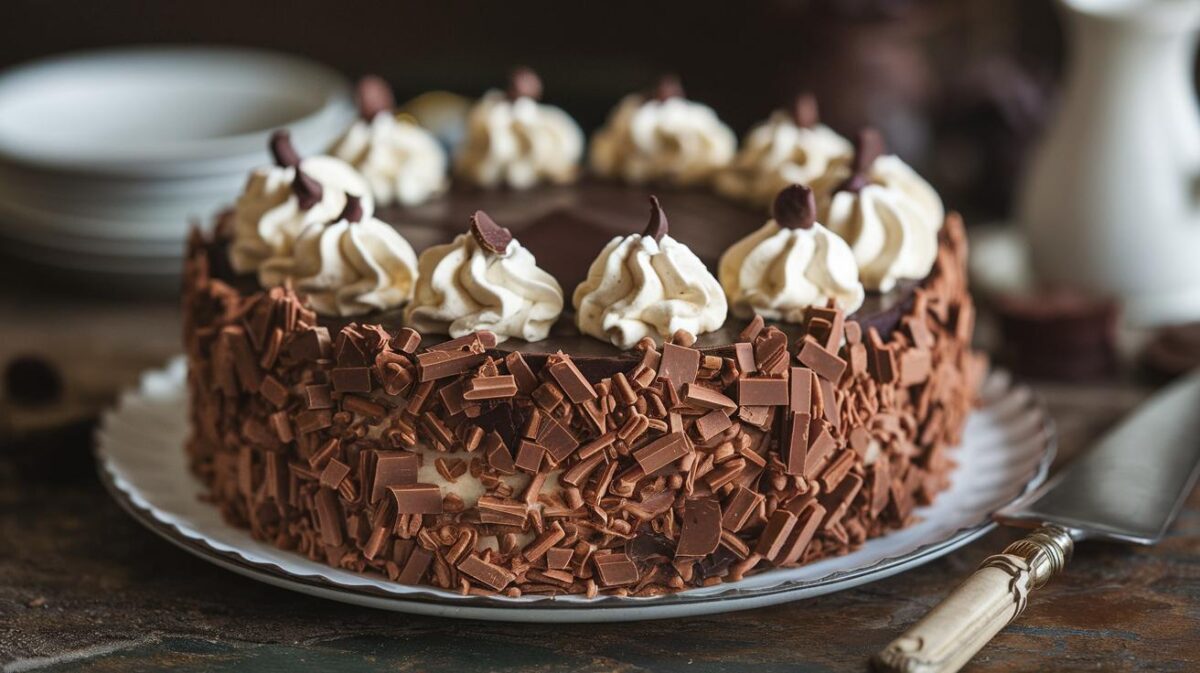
[772,184,818,230]
[470,210,514,255]
[778,503,826,566]
[593,552,640,587]
[372,452,418,502]
[676,497,722,557]
[504,351,538,394]
[737,377,788,406]
[722,486,763,532]
[459,554,517,591]
[416,348,487,382]
[547,354,597,403]
[305,383,333,410]
[389,483,443,514]
[658,343,700,393]
[464,374,519,400]
[633,432,690,474]
[331,366,372,393]
[682,383,735,411]
[642,196,669,242]
[797,338,847,384]
[397,547,433,585]
[755,509,798,563]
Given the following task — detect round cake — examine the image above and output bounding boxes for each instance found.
[183,72,985,597]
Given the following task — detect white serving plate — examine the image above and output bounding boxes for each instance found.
[0,47,354,177]
[96,359,1055,622]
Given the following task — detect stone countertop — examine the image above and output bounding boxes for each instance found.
[0,294,1197,673]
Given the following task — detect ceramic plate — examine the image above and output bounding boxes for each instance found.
[96,358,1054,622]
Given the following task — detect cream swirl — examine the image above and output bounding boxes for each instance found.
[259,196,418,317]
[574,197,727,349]
[719,185,864,322]
[811,129,945,292]
[454,68,583,189]
[230,131,373,274]
[405,211,564,342]
[714,95,852,210]
[589,77,736,186]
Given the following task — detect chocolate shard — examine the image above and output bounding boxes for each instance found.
[464,374,519,400]
[338,194,365,223]
[292,169,324,210]
[459,555,517,591]
[593,552,639,587]
[633,432,691,474]
[356,74,395,120]
[389,483,443,514]
[507,66,543,101]
[470,210,513,255]
[372,451,419,503]
[643,196,669,242]
[737,377,789,406]
[676,497,722,557]
[658,343,700,393]
[269,129,301,168]
[837,127,885,194]
[652,74,684,101]
[773,184,818,230]
[790,92,819,128]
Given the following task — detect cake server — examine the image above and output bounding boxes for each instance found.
[874,369,1200,673]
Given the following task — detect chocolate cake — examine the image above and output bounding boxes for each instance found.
[182,72,985,598]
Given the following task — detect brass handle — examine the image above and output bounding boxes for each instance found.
[872,526,1074,673]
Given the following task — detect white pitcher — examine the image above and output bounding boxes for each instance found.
[1019,0,1200,325]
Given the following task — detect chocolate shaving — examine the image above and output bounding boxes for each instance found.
[355,75,395,120]
[773,184,818,230]
[790,92,820,128]
[507,66,543,101]
[837,127,885,194]
[642,196,669,242]
[469,210,514,255]
[268,130,301,168]
[737,378,789,406]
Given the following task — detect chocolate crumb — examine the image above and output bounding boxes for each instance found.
[773,184,818,230]
[507,66,543,101]
[356,75,395,120]
[790,92,820,128]
[470,210,514,255]
[643,196,669,242]
[268,130,301,168]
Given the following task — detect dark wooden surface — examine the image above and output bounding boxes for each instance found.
[1,296,1197,673]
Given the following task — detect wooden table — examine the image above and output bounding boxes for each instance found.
[1,292,1197,672]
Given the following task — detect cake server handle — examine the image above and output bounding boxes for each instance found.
[871,525,1074,673]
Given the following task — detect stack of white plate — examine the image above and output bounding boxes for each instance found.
[0,47,356,289]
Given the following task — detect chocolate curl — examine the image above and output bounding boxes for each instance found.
[773,185,817,230]
[790,92,820,128]
[339,194,365,223]
[652,74,684,102]
[356,75,395,120]
[506,66,543,102]
[643,196,669,242]
[837,128,885,194]
[292,170,323,210]
[470,210,513,254]
[269,130,301,168]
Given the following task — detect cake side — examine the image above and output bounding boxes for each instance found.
[181,213,985,597]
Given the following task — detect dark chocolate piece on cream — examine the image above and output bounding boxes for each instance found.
[790,92,820,128]
[339,195,365,223]
[643,196,669,242]
[773,184,818,230]
[470,210,514,255]
[838,127,885,194]
[652,74,684,102]
[356,75,395,120]
[507,66,543,102]
[268,130,301,168]
[292,170,324,210]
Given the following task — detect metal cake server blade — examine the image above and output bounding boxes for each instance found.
[874,369,1200,673]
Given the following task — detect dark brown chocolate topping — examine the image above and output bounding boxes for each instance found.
[292,170,323,210]
[339,195,365,223]
[643,196,669,241]
[470,210,514,254]
[507,66,543,101]
[269,130,301,169]
[790,92,820,128]
[838,128,885,194]
[773,185,818,230]
[356,75,396,120]
[652,74,684,102]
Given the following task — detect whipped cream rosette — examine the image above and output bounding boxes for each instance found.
[329,76,448,207]
[590,76,736,186]
[810,128,945,292]
[258,196,419,317]
[230,131,374,275]
[453,67,584,190]
[719,185,864,322]
[574,196,728,349]
[714,94,852,210]
[405,210,564,342]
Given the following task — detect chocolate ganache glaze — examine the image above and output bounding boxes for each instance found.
[206,179,918,372]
